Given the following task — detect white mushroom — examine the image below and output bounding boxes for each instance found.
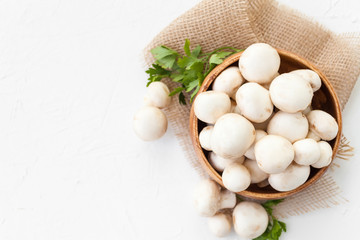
[194,91,231,124]
[143,81,171,108]
[207,213,232,237]
[244,130,267,160]
[230,100,241,115]
[306,129,321,141]
[233,201,269,239]
[239,43,280,84]
[307,110,339,141]
[269,73,313,113]
[193,179,236,217]
[133,106,167,141]
[199,126,213,151]
[222,162,251,192]
[211,113,255,160]
[293,138,321,165]
[254,135,294,174]
[268,163,310,192]
[267,111,309,143]
[236,82,273,123]
[209,152,245,172]
[212,66,245,99]
[291,69,321,92]
[243,159,269,183]
[311,141,333,168]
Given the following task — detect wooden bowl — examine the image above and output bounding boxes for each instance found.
[189,49,342,200]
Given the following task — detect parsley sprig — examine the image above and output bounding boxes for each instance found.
[146,39,241,105]
[254,199,287,240]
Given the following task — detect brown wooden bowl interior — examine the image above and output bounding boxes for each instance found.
[189,49,342,200]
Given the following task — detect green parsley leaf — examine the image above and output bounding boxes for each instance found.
[145,40,242,105]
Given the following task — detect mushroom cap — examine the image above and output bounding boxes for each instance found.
[208,152,245,172]
[306,130,321,141]
[133,106,167,141]
[244,130,267,160]
[268,163,310,192]
[193,179,221,217]
[236,82,273,123]
[267,111,309,143]
[207,213,232,237]
[219,190,237,209]
[238,43,280,84]
[212,66,245,99]
[307,110,339,141]
[222,162,251,192]
[269,73,313,113]
[254,135,294,174]
[311,141,333,168]
[293,138,321,165]
[291,69,321,92]
[199,126,213,151]
[194,91,231,124]
[243,159,269,184]
[233,201,269,239]
[144,81,171,108]
[303,105,312,115]
[211,113,255,159]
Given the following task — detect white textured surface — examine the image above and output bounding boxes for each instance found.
[0,0,359,239]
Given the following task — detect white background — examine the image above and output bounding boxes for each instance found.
[0,0,359,239]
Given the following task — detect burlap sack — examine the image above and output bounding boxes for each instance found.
[143,0,359,217]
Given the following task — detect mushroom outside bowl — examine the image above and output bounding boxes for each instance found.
[189,49,342,200]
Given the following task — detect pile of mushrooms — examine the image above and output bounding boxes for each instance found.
[194,43,339,238]
[133,82,171,141]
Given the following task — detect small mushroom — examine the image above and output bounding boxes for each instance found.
[243,159,269,184]
[268,163,310,192]
[254,135,294,174]
[267,111,309,143]
[133,106,167,141]
[193,179,236,217]
[233,201,269,239]
[211,113,255,160]
[199,126,213,151]
[238,43,280,84]
[291,69,321,92]
[311,141,333,168]
[293,138,321,165]
[212,66,245,99]
[244,130,267,160]
[269,73,313,113]
[209,152,245,172]
[144,82,171,108]
[222,162,251,192]
[306,129,321,141]
[307,110,339,141]
[194,91,231,124]
[207,213,232,237]
[236,82,273,123]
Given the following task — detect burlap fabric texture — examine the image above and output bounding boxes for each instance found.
[143,0,359,217]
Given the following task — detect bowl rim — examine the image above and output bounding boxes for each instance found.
[189,49,343,200]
